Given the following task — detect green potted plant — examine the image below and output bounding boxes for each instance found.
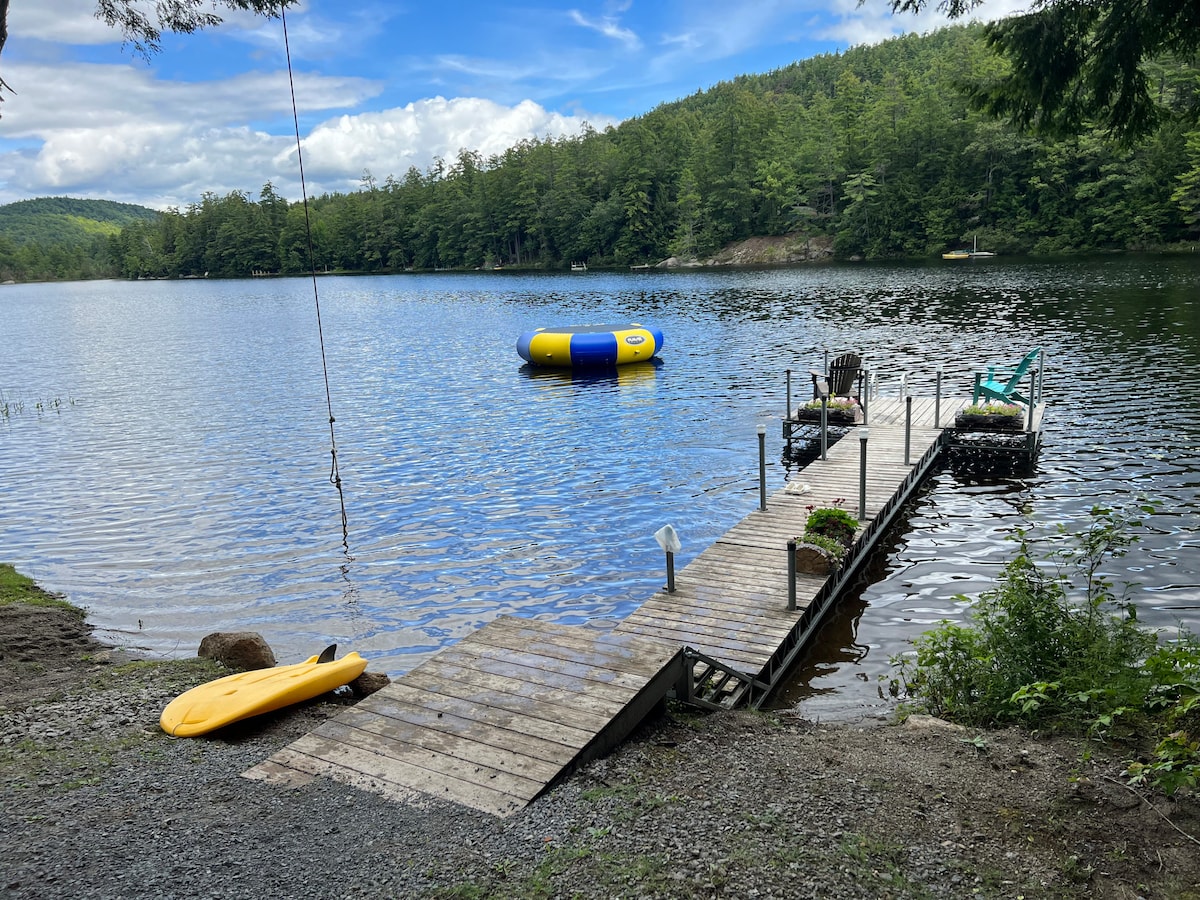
[792,505,859,576]
[804,505,858,548]
[954,401,1023,431]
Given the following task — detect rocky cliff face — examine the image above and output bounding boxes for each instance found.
[657,233,835,268]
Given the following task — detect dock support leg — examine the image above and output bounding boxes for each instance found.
[904,396,913,465]
[757,424,767,511]
[820,397,828,460]
[935,366,942,427]
[858,428,869,521]
[786,539,797,612]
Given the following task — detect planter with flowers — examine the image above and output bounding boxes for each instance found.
[793,505,859,576]
[794,395,863,426]
[954,401,1024,432]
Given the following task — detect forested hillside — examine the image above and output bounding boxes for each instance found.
[0,197,159,282]
[14,24,1200,283]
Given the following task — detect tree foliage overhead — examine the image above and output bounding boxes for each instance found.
[91,0,296,58]
[888,0,1200,141]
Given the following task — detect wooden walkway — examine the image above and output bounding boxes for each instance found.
[243,615,683,816]
[245,394,1044,815]
[615,395,971,705]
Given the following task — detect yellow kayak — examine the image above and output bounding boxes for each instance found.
[160,645,368,737]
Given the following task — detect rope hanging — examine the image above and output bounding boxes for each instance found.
[280,4,350,544]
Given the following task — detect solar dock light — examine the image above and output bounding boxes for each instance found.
[654,524,681,593]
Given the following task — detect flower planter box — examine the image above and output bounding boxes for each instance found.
[794,406,863,426]
[793,542,840,576]
[955,412,1024,431]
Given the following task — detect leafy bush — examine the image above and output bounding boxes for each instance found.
[892,505,1200,796]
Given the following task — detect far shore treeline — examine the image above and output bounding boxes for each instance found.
[5,24,1200,283]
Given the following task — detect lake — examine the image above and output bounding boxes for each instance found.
[2,256,1198,719]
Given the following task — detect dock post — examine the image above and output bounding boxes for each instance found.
[820,397,828,460]
[862,370,870,424]
[904,396,913,465]
[857,427,869,521]
[787,539,797,611]
[785,368,792,420]
[654,525,681,594]
[757,424,767,511]
[935,366,942,427]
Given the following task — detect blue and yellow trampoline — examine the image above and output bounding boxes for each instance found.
[516,323,664,368]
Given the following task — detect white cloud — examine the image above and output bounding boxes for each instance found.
[817,0,1031,47]
[569,10,641,50]
[8,0,310,49]
[295,96,616,189]
[0,59,615,208]
[9,1,117,46]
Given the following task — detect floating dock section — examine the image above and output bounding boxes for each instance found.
[248,389,1046,815]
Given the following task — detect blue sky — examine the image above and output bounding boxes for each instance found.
[0,0,1023,209]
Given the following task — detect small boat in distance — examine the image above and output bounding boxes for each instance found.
[570,261,587,271]
[943,235,995,259]
[969,234,995,258]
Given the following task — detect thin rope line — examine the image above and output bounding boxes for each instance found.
[281,4,349,544]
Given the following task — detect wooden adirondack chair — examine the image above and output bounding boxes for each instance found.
[972,348,1042,405]
[811,352,863,399]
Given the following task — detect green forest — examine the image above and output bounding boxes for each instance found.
[7,24,1200,283]
[0,197,160,282]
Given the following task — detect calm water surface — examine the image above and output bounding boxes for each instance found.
[2,258,1198,718]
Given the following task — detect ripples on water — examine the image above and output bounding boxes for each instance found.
[2,257,1197,717]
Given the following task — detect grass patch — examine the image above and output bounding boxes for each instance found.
[0,563,80,616]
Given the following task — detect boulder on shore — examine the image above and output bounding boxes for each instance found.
[197,631,277,670]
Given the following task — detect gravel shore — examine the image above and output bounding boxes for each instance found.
[3,602,1199,899]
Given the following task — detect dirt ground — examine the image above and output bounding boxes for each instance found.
[3,599,1199,898]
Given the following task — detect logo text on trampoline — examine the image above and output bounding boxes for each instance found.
[625,335,646,345]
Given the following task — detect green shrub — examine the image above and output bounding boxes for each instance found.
[804,507,858,548]
[891,505,1200,796]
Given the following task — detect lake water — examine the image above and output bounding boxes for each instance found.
[3,257,1198,719]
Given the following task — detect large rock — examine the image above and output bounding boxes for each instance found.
[197,632,276,670]
[350,671,390,698]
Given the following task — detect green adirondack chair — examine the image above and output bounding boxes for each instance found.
[972,348,1042,405]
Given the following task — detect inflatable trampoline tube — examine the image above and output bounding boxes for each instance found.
[516,323,664,368]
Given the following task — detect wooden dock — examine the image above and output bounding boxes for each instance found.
[615,395,975,707]
[243,616,683,816]
[246,393,1044,815]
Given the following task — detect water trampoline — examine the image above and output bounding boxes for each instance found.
[516,323,664,368]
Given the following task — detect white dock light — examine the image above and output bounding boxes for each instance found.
[654,524,681,593]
